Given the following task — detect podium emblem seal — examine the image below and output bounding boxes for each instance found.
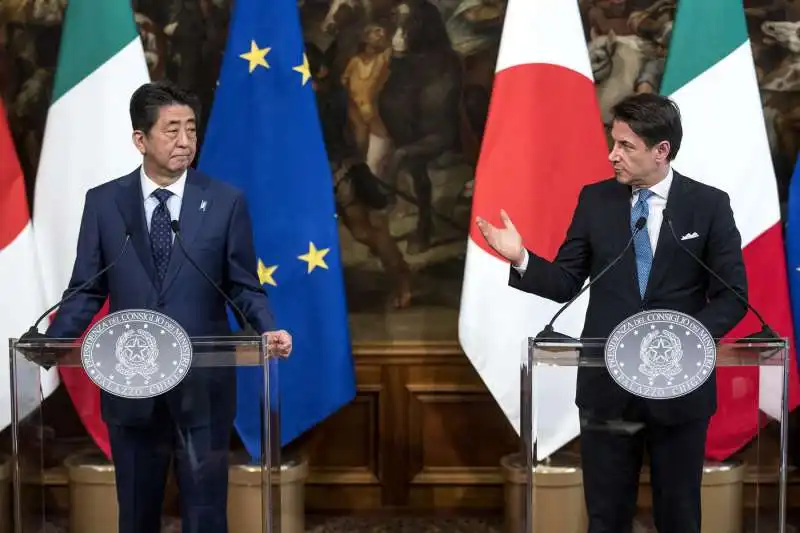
[604,310,716,399]
[81,310,192,398]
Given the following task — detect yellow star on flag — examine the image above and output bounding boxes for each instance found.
[257,259,278,286]
[293,54,311,86]
[240,40,270,73]
[298,242,330,273]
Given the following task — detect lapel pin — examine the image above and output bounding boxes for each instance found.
[200,200,207,212]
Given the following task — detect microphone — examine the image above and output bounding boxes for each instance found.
[663,210,779,342]
[24,233,132,339]
[170,219,257,335]
[535,216,647,342]
[18,232,132,368]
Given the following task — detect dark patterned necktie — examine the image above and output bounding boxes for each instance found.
[150,189,174,284]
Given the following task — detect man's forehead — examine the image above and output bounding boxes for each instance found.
[158,104,195,123]
[611,121,641,144]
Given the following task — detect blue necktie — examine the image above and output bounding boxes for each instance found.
[150,189,174,285]
[631,189,653,298]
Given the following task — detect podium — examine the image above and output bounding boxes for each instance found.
[7,334,281,533]
[521,335,791,533]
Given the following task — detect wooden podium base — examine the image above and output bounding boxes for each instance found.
[228,453,309,533]
[502,452,745,533]
[700,462,745,533]
[640,461,745,533]
[501,452,588,533]
[64,450,117,533]
[63,450,309,533]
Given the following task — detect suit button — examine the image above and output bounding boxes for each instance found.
[157,299,165,308]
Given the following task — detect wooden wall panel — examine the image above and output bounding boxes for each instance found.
[298,341,800,514]
[301,342,519,512]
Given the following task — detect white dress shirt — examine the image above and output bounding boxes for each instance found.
[632,166,672,253]
[140,167,187,238]
[514,167,674,274]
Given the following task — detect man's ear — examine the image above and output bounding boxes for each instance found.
[654,140,671,163]
[132,130,146,155]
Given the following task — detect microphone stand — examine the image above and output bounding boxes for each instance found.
[534,217,647,343]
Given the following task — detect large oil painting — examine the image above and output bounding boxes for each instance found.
[1,0,798,343]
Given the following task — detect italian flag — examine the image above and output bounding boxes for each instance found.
[458,0,612,459]
[661,0,800,459]
[32,0,149,457]
[0,99,57,430]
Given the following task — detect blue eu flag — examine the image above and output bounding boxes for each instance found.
[786,151,800,372]
[197,0,356,457]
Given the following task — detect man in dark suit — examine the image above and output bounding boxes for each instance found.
[45,81,292,533]
[476,93,747,533]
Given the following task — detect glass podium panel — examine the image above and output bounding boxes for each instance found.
[8,335,280,533]
[522,336,791,533]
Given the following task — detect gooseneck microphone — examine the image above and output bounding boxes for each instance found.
[22,233,133,340]
[663,209,779,342]
[18,232,132,369]
[535,216,647,342]
[169,219,256,333]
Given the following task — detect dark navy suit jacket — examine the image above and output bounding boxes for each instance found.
[510,172,748,424]
[46,167,274,427]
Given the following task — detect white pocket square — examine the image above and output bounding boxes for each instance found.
[680,232,699,241]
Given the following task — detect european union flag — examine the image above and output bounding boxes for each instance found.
[197,0,356,457]
[786,151,800,373]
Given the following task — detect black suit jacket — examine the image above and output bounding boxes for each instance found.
[509,171,748,424]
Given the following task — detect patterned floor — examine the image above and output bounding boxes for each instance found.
[304,516,503,533]
[302,515,798,533]
[24,513,800,532]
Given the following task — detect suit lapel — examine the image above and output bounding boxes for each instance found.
[115,168,158,285]
[607,181,641,299]
[644,171,692,300]
[160,169,210,293]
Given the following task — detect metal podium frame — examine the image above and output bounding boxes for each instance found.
[8,335,280,533]
[521,336,790,533]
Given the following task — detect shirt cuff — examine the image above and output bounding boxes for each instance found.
[512,250,529,274]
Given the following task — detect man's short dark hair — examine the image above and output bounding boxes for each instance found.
[129,81,201,134]
[611,94,682,160]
